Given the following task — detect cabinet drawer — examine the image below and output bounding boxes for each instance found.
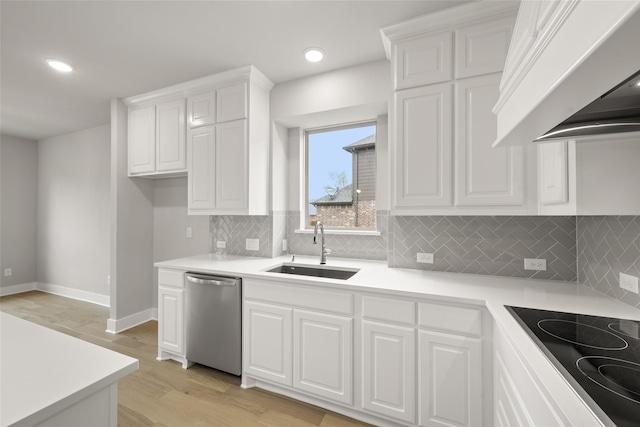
[158,269,185,288]
[362,296,415,326]
[244,279,353,316]
[418,302,482,337]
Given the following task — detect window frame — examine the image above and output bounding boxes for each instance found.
[303,120,378,232]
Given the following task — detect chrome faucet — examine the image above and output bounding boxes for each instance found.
[313,221,330,264]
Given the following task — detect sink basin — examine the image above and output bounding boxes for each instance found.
[266,263,359,280]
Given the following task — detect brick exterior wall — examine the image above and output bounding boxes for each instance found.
[316,200,376,228]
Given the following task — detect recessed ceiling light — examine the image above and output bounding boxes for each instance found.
[46,59,74,73]
[304,47,324,63]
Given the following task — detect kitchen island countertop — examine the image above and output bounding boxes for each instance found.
[0,312,139,427]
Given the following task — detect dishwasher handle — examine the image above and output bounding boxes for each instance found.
[186,273,239,287]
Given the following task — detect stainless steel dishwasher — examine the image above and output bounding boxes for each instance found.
[185,272,242,376]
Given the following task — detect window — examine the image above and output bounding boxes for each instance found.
[306,122,377,230]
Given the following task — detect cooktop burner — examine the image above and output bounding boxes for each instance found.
[507,306,640,427]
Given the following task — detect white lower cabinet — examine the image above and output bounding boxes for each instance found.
[294,310,353,405]
[418,330,482,427]
[362,320,416,424]
[157,269,186,366]
[243,301,293,386]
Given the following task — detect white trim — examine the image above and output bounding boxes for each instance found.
[0,282,38,296]
[106,308,157,335]
[38,282,110,307]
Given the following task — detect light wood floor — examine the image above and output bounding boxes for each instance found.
[0,291,372,427]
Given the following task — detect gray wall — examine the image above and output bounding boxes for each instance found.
[153,177,209,305]
[37,125,111,295]
[0,134,38,288]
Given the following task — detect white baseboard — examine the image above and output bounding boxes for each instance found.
[38,282,110,307]
[0,282,38,296]
[106,307,157,334]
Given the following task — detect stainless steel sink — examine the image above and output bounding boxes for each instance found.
[266,263,359,280]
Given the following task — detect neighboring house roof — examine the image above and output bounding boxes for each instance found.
[310,184,353,206]
[342,134,375,153]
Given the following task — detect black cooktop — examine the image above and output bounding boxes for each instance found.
[507,306,640,427]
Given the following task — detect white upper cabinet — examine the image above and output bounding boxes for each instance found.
[455,73,523,206]
[394,83,453,208]
[494,0,640,147]
[156,99,186,172]
[454,17,513,79]
[127,99,186,177]
[216,82,247,123]
[382,1,531,215]
[187,90,216,128]
[128,106,156,175]
[125,66,272,214]
[393,32,453,90]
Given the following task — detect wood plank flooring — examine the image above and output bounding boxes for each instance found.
[0,291,372,427]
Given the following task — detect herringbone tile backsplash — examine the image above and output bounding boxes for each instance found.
[389,216,577,281]
[577,216,640,309]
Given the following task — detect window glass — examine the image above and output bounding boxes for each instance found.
[306,122,376,229]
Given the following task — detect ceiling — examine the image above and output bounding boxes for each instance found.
[0,0,471,141]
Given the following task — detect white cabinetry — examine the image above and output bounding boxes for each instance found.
[187,90,216,128]
[127,99,186,177]
[244,301,293,386]
[394,83,452,208]
[455,74,523,206]
[217,82,247,123]
[243,279,354,406]
[382,2,530,215]
[294,310,353,405]
[157,269,186,367]
[362,321,416,423]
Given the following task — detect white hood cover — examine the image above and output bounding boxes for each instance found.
[493,1,640,147]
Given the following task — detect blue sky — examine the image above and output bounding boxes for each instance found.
[308,125,375,214]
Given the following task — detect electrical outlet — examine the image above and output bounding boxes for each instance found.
[4,268,12,277]
[524,258,547,271]
[620,272,639,294]
[246,239,259,251]
[282,239,288,251]
[216,241,226,249]
[186,227,192,238]
[417,252,434,264]
[107,275,111,286]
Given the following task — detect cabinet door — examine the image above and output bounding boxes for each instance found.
[187,126,216,212]
[394,32,453,90]
[158,286,184,355]
[217,82,247,123]
[128,106,156,175]
[187,91,216,128]
[216,120,247,212]
[455,73,524,206]
[362,321,416,424]
[156,99,186,172]
[243,301,293,386]
[455,17,514,79]
[418,330,482,427]
[394,83,453,209]
[538,140,569,205]
[293,310,353,405]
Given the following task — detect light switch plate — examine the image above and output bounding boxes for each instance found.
[4,268,12,277]
[246,239,259,251]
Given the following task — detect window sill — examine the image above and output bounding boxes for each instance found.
[294,228,382,237]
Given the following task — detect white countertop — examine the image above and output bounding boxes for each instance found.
[156,253,640,425]
[0,313,139,427]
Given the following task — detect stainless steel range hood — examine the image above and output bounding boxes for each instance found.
[535,70,640,142]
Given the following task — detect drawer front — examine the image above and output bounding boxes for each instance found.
[244,279,353,316]
[362,295,415,326]
[418,302,482,337]
[158,269,185,289]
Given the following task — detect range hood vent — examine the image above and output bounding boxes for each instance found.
[535,70,640,142]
